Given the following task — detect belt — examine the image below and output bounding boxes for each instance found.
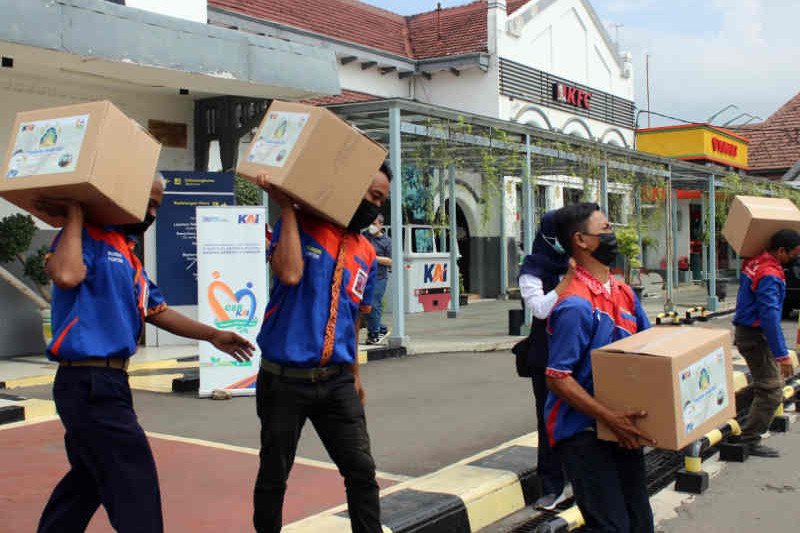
[260,359,345,382]
[59,357,129,371]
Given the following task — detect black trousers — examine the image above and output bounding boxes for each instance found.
[556,432,653,533]
[38,366,163,533]
[531,367,565,496]
[253,367,380,532]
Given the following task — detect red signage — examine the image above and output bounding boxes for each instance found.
[553,83,592,110]
[711,137,738,157]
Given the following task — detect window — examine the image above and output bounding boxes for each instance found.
[608,193,624,224]
[411,227,435,254]
[563,187,583,206]
[535,185,549,221]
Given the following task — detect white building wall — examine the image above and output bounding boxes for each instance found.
[338,61,411,98]
[415,68,501,119]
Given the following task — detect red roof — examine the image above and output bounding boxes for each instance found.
[301,89,381,106]
[209,0,532,60]
[738,92,800,173]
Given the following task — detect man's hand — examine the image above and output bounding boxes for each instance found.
[254,173,293,209]
[780,360,795,379]
[209,330,255,362]
[603,410,655,449]
[354,373,366,406]
[34,198,83,223]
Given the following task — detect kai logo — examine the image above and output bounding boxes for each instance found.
[423,263,448,283]
[237,214,261,224]
[207,271,258,335]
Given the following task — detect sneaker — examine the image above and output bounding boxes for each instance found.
[379,325,389,336]
[366,335,381,345]
[748,443,780,458]
[534,489,568,511]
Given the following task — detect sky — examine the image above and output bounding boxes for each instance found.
[361,0,800,126]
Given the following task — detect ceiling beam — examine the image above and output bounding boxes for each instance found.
[339,55,357,65]
[361,61,377,70]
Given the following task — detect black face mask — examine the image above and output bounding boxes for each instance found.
[118,212,156,236]
[586,232,618,266]
[347,200,381,233]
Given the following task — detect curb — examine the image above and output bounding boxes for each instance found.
[284,433,542,533]
[0,393,56,426]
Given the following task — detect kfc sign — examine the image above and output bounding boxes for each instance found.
[711,137,738,157]
[553,83,592,110]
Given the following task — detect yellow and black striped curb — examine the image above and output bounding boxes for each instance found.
[285,432,542,532]
[0,393,56,425]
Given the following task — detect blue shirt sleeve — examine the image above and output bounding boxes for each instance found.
[756,275,788,359]
[48,228,95,273]
[142,269,168,316]
[547,296,594,375]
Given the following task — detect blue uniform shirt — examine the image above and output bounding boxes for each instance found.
[365,232,391,280]
[257,214,377,368]
[545,267,650,446]
[47,226,167,360]
[733,251,789,360]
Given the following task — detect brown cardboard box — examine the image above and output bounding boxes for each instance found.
[592,327,735,451]
[237,100,387,227]
[0,101,161,227]
[721,195,800,257]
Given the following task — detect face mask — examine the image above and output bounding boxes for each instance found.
[118,212,156,236]
[544,235,565,255]
[368,224,380,236]
[585,232,618,266]
[347,200,381,233]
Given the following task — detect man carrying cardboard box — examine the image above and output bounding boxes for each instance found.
[729,229,800,457]
[251,164,391,533]
[35,175,255,533]
[546,203,656,532]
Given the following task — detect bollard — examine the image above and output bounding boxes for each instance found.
[534,505,584,533]
[770,381,799,432]
[675,419,741,493]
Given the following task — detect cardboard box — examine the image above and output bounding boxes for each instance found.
[1,101,161,227]
[721,195,800,257]
[237,100,387,227]
[592,327,735,451]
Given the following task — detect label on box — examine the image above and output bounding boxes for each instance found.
[247,111,309,168]
[5,115,90,178]
[679,347,729,434]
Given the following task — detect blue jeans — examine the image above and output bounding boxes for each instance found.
[366,276,388,335]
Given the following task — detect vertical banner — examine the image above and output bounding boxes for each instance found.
[197,206,266,397]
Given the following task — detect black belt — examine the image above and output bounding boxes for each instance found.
[59,357,129,370]
[260,359,345,382]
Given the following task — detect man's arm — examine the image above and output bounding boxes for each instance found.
[376,256,392,267]
[147,308,254,362]
[353,315,365,405]
[38,200,87,289]
[755,276,793,377]
[255,174,304,286]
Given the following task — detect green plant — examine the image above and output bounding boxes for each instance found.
[0,213,50,310]
[616,226,642,285]
[235,175,261,206]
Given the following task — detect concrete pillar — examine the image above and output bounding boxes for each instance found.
[388,106,407,345]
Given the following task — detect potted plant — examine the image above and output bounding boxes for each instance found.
[0,214,52,344]
[616,226,644,298]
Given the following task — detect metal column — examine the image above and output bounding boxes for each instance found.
[701,192,708,280]
[600,157,609,215]
[499,176,508,299]
[672,188,679,288]
[388,106,407,345]
[448,164,460,318]
[664,167,675,312]
[634,186,643,264]
[522,135,534,326]
[435,167,447,251]
[707,174,719,311]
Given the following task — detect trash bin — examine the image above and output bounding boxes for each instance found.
[508,309,524,336]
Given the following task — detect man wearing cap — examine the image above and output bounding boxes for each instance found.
[35,176,254,533]
[252,163,391,533]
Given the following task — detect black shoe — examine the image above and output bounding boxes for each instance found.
[748,443,780,458]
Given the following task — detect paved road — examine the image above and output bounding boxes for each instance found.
[19,350,535,478]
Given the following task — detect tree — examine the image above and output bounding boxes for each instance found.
[0,214,50,310]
